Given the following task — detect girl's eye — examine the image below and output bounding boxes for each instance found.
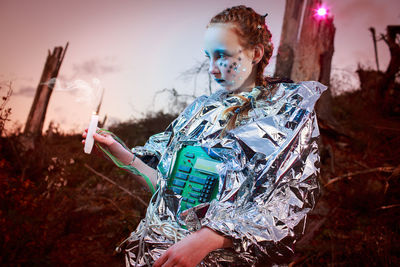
[218,53,226,59]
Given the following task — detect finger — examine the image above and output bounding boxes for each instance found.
[93,132,114,146]
[82,140,85,144]
[92,133,103,142]
[153,252,168,267]
[93,132,107,141]
[161,257,176,267]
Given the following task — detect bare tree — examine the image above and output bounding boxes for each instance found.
[358,25,400,114]
[153,59,213,115]
[0,82,13,136]
[23,43,68,148]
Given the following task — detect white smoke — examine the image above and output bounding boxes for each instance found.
[41,77,103,109]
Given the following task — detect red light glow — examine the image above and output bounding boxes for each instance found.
[313,5,329,20]
[317,7,327,16]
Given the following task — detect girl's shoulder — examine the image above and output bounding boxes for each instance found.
[262,80,328,112]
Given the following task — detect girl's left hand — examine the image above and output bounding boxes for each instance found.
[153,227,232,267]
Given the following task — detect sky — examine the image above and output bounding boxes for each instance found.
[1,0,399,133]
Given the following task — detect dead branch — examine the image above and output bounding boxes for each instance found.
[96,196,129,215]
[369,27,380,71]
[324,166,395,187]
[376,204,400,210]
[84,163,147,207]
[178,59,210,95]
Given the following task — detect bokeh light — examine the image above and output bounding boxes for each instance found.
[314,4,329,20]
[317,7,327,17]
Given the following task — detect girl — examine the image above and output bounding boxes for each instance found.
[83,5,326,267]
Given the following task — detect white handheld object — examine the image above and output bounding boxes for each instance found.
[84,113,99,154]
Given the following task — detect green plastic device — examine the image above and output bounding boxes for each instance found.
[168,145,221,211]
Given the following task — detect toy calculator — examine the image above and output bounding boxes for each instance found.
[168,145,221,211]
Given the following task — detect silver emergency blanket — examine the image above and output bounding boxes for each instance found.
[122,81,327,266]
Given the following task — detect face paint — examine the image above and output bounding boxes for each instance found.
[204,23,256,92]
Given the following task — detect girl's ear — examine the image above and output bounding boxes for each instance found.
[253,44,264,64]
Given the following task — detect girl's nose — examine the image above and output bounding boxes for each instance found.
[208,60,220,75]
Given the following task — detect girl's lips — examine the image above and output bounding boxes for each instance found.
[215,78,225,84]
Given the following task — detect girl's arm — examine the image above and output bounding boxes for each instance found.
[153,227,232,267]
[82,130,158,190]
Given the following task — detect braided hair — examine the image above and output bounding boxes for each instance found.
[209,6,283,133]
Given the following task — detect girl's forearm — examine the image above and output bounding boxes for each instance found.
[196,227,233,251]
[108,141,158,190]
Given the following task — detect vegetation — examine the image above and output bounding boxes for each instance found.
[0,72,399,266]
[0,111,174,266]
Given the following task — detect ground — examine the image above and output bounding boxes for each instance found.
[0,93,399,266]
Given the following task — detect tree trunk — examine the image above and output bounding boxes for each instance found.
[274,0,305,79]
[275,0,336,124]
[23,43,68,149]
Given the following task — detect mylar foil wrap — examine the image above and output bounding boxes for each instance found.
[122,81,327,266]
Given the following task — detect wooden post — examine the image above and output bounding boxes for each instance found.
[275,0,305,79]
[369,27,380,72]
[23,43,68,145]
[275,0,336,123]
[290,0,335,84]
[275,0,335,83]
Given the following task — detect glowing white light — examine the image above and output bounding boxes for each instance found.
[317,7,327,17]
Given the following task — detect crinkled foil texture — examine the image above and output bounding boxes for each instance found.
[126,81,327,266]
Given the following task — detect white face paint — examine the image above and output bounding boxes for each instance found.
[204,23,256,92]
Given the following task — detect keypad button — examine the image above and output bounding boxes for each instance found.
[187,198,195,204]
[189,192,200,198]
[178,165,192,173]
[184,153,195,158]
[208,175,217,181]
[171,187,183,195]
[189,175,206,185]
[172,179,186,188]
[175,172,189,180]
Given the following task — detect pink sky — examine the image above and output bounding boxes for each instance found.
[1,0,399,133]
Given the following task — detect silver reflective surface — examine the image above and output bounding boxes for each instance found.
[124,81,327,266]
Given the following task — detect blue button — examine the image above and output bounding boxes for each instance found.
[186,198,195,204]
[173,179,186,188]
[178,165,192,173]
[208,175,217,181]
[189,175,206,185]
[175,172,188,180]
[171,187,183,195]
[184,153,195,158]
[190,192,200,198]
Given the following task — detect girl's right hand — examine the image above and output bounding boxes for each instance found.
[82,128,116,147]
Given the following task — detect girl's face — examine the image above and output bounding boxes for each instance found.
[204,23,256,92]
